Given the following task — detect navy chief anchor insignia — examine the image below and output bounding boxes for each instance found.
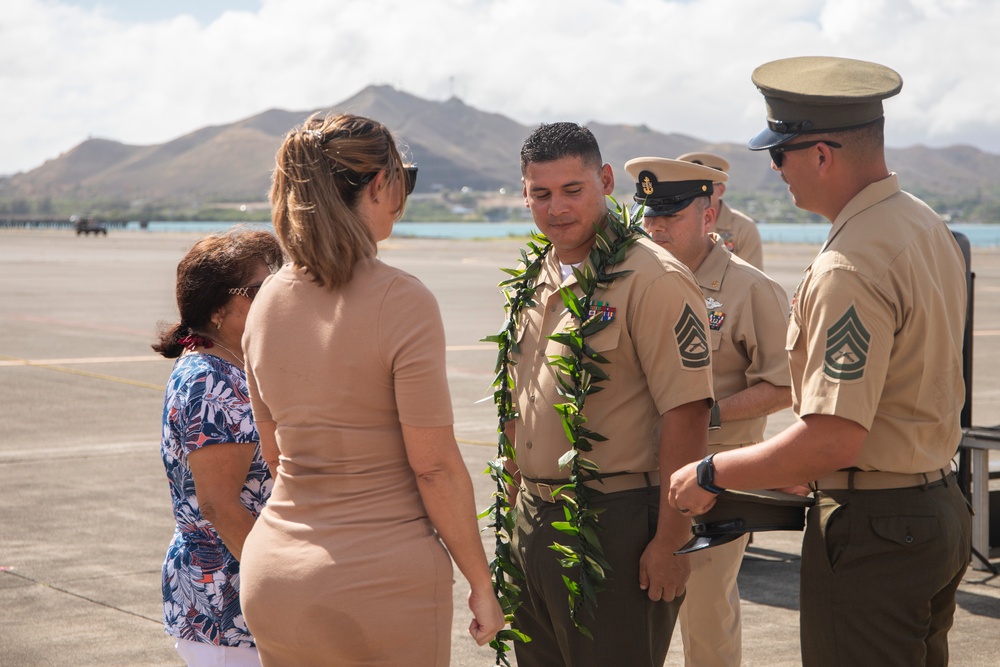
[824,305,870,380]
[642,176,655,196]
[675,303,710,368]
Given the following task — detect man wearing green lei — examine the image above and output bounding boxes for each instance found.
[503,123,714,666]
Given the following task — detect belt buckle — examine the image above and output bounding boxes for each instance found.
[536,483,555,503]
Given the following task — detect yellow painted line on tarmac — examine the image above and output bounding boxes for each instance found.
[457,437,495,447]
[0,354,166,391]
[0,354,164,367]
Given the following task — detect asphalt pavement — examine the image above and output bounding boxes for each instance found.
[1,229,998,666]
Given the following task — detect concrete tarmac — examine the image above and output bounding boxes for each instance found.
[1,229,998,666]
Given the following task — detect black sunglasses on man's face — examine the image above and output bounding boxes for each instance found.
[769,140,842,168]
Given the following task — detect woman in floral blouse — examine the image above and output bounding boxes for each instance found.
[152,228,283,667]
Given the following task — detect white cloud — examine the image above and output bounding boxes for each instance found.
[1,0,999,176]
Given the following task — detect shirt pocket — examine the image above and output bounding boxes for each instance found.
[583,324,621,399]
[785,317,800,353]
[586,323,621,358]
[710,329,723,352]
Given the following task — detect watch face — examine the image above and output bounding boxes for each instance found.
[697,455,722,493]
[698,456,713,486]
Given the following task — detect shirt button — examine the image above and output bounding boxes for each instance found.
[526,441,533,449]
[529,394,535,403]
[550,304,557,312]
[905,534,914,544]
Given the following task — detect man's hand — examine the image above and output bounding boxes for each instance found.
[638,534,690,601]
[668,459,719,517]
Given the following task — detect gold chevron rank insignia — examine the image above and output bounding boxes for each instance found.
[675,303,710,368]
[824,305,870,380]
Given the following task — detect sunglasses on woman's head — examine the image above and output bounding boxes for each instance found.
[228,283,264,300]
[357,165,418,195]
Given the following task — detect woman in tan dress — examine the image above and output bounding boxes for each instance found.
[239,113,503,666]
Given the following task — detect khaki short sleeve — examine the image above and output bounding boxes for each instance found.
[733,276,791,388]
[792,267,895,428]
[634,272,715,414]
[379,276,455,428]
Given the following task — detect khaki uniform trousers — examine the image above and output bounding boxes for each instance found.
[512,485,682,667]
[800,473,971,667]
[678,533,749,667]
[678,443,749,667]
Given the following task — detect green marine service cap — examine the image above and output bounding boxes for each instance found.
[748,56,903,150]
[624,157,727,217]
[675,489,815,555]
[676,151,730,174]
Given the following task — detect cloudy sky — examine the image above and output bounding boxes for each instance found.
[2,0,998,176]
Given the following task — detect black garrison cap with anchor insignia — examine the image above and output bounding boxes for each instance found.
[675,489,816,555]
[747,55,903,150]
[624,157,728,217]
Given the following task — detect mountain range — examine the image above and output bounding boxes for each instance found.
[3,85,1000,218]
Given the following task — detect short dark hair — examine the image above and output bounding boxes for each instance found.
[520,122,603,175]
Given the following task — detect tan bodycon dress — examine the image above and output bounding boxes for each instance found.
[239,258,455,666]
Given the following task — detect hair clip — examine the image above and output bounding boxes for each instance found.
[305,129,325,143]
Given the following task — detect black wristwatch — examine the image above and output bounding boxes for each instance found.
[696,453,725,494]
[709,402,722,430]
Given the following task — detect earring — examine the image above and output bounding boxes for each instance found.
[215,320,221,330]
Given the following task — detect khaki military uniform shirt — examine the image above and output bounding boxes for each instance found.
[696,234,791,447]
[716,201,764,270]
[787,174,966,474]
[511,234,715,481]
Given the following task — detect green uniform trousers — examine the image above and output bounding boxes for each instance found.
[800,474,971,667]
[511,485,681,667]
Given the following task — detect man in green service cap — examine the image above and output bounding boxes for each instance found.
[668,56,972,667]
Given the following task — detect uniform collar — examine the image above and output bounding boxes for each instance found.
[541,216,617,290]
[694,233,731,293]
[827,173,901,246]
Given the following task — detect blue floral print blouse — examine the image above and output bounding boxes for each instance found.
[160,353,272,647]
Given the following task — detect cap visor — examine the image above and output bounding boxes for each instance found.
[637,196,698,217]
[748,127,798,151]
[674,531,746,555]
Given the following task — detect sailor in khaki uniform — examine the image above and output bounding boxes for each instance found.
[626,157,791,667]
[508,122,714,667]
[667,57,972,667]
[677,152,764,270]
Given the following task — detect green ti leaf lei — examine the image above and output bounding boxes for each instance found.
[481,197,646,661]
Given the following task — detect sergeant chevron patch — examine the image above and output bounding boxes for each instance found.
[824,305,870,380]
[675,303,710,368]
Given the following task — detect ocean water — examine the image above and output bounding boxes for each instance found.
[121,220,1000,248]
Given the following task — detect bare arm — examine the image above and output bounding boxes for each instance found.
[257,419,279,473]
[639,399,709,601]
[716,381,791,424]
[188,443,257,561]
[669,413,868,515]
[401,423,505,646]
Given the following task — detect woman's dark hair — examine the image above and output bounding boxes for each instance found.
[152,228,284,359]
